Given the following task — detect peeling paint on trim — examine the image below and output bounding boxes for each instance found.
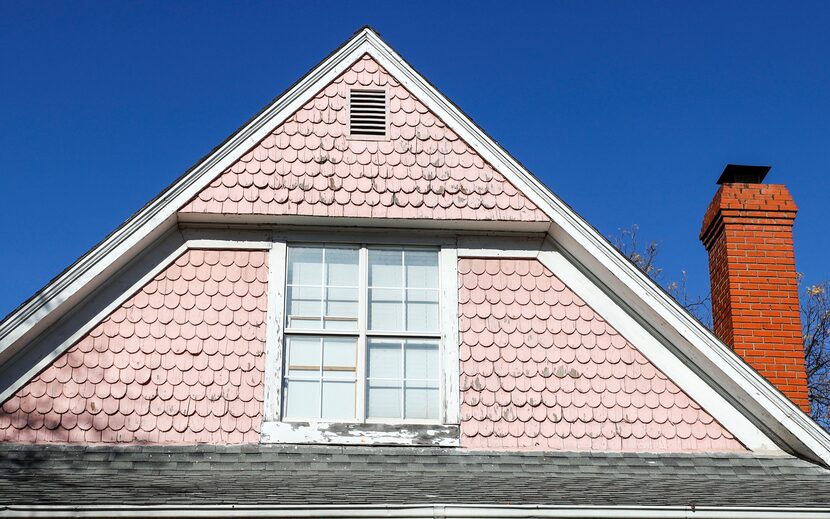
[261,421,460,446]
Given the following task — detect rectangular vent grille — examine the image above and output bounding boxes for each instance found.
[349,89,387,137]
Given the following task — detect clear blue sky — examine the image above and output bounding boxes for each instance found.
[1,2,828,318]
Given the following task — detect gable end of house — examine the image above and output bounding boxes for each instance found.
[0,27,828,471]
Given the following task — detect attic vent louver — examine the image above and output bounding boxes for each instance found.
[349,89,387,137]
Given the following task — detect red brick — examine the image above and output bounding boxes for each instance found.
[700,183,809,413]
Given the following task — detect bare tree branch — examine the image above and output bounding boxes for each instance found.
[801,279,830,430]
[610,225,712,328]
[611,225,830,431]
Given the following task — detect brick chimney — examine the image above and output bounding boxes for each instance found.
[700,164,810,413]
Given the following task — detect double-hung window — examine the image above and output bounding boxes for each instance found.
[282,244,442,423]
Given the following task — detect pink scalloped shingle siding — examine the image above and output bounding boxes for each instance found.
[0,249,268,444]
[180,54,549,222]
[458,258,744,452]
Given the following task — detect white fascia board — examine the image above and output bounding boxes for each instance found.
[358,30,830,465]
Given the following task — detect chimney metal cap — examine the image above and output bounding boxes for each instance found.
[716,164,770,185]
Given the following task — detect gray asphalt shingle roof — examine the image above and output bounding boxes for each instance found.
[1,444,829,509]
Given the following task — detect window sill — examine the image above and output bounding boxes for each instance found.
[261,421,460,447]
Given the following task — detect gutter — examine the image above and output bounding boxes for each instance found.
[3,504,830,518]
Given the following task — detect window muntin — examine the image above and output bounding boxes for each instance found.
[283,244,441,423]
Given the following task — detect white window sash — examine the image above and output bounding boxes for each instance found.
[262,236,459,445]
[283,244,440,423]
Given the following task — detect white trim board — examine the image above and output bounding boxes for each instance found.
[178,212,552,233]
[0,27,826,464]
[261,422,460,447]
[262,241,287,422]
[439,246,461,425]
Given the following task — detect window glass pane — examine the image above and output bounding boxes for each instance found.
[284,336,358,421]
[286,286,322,329]
[323,337,357,370]
[405,250,439,289]
[326,248,359,287]
[285,380,320,419]
[287,336,321,368]
[369,288,403,331]
[287,368,319,378]
[369,249,402,287]
[368,383,401,419]
[288,247,323,285]
[404,340,439,380]
[368,339,402,379]
[402,339,439,419]
[322,381,356,420]
[405,289,439,332]
[324,287,358,330]
[404,382,439,420]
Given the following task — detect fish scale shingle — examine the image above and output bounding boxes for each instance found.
[180,54,549,222]
[0,249,269,444]
[458,257,744,452]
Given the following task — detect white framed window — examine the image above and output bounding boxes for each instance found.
[262,238,459,446]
